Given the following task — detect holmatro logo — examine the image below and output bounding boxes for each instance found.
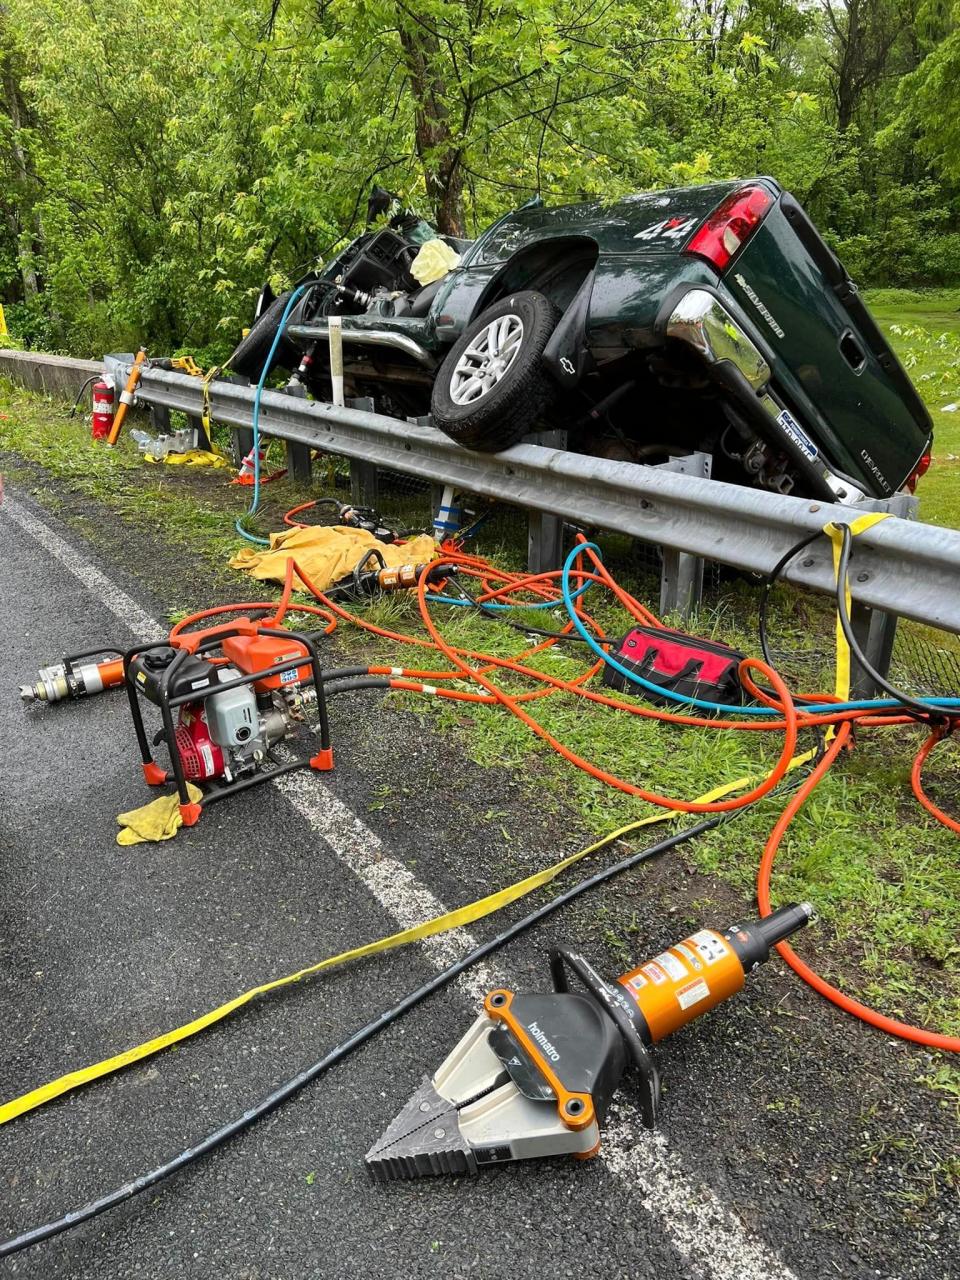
[527,1021,561,1062]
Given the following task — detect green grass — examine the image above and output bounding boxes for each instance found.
[1,321,959,1054]
[865,288,960,529]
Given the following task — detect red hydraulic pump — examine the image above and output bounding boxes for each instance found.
[124,616,334,826]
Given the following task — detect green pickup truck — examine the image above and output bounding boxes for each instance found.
[230,179,933,505]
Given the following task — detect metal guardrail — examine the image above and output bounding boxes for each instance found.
[120,363,960,635]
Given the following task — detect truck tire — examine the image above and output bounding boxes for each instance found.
[430,291,561,452]
[227,289,300,380]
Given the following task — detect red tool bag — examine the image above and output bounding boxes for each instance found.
[602,625,746,707]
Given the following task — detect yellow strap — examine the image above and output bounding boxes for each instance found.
[823,512,891,702]
[200,365,221,447]
[0,751,814,1128]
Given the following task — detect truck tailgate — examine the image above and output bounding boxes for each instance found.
[725,194,932,495]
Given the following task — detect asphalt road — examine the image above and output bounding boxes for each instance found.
[1,475,957,1280]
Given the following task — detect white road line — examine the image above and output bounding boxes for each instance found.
[2,492,797,1280]
[4,496,167,645]
[604,1112,798,1280]
[273,771,494,1005]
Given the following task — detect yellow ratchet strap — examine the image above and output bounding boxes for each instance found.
[200,364,221,450]
[823,512,891,702]
[0,753,813,1127]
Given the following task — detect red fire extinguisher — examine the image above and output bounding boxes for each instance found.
[91,379,115,441]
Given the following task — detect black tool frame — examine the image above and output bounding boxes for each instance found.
[549,946,661,1129]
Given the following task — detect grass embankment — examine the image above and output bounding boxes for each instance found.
[1,298,959,1053]
[867,288,960,529]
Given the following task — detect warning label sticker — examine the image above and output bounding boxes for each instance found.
[776,408,819,461]
[674,942,703,972]
[624,973,648,997]
[676,979,710,1010]
[689,930,727,966]
[642,962,668,986]
[654,950,688,982]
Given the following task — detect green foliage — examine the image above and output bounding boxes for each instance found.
[1,0,960,354]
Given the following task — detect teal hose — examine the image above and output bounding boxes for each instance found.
[235,283,313,546]
[560,543,960,717]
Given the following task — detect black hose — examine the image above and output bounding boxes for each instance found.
[758,525,950,724]
[318,666,373,683]
[67,374,99,419]
[0,790,793,1259]
[444,575,608,646]
[324,677,393,696]
[757,531,822,671]
[833,523,949,722]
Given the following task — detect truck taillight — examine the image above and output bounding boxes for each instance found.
[684,186,774,273]
[906,450,933,493]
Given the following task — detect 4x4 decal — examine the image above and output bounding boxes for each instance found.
[634,216,698,243]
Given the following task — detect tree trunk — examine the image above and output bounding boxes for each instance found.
[396,11,464,235]
[1,56,43,296]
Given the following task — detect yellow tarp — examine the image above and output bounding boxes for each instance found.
[144,448,232,469]
[229,525,438,591]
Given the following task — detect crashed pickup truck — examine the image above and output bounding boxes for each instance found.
[229,179,933,504]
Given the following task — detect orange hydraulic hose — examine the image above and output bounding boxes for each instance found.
[910,728,960,835]
[169,599,337,641]
[413,564,800,812]
[575,535,662,628]
[758,722,960,1053]
[273,555,909,735]
[283,499,324,528]
[168,554,914,736]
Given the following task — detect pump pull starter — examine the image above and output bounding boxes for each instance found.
[365,902,812,1180]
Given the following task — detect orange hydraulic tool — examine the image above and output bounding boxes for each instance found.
[20,650,126,704]
[366,903,812,1180]
[107,347,147,446]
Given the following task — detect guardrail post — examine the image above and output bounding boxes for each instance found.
[849,492,917,698]
[279,386,312,479]
[524,429,567,573]
[528,509,565,575]
[285,440,313,483]
[232,425,254,468]
[187,413,210,451]
[150,404,171,434]
[348,397,379,506]
[657,453,712,618]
